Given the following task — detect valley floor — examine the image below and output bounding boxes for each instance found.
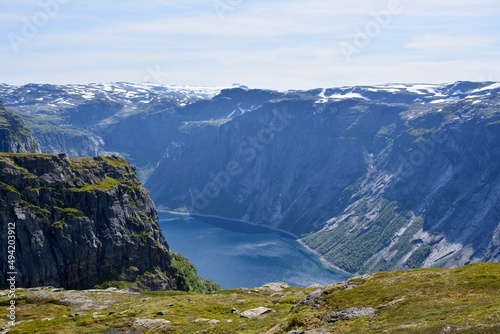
[1,263,499,333]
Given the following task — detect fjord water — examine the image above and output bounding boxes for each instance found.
[160,212,350,289]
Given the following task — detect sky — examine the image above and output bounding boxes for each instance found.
[1,0,499,90]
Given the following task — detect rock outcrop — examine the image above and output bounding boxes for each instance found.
[240,307,273,319]
[324,307,375,322]
[0,153,185,290]
[0,102,40,154]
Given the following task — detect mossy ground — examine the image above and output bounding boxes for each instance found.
[1,263,499,333]
[0,286,308,334]
[69,176,121,193]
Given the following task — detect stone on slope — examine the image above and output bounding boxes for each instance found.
[240,307,272,318]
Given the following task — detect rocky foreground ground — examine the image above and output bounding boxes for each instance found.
[1,263,499,333]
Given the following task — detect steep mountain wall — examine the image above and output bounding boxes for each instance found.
[0,102,40,153]
[146,99,401,234]
[145,94,500,274]
[0,153,185,290]
[303,97,500,273]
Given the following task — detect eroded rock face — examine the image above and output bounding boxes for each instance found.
[0,153,185,290]
[0,102,40,154]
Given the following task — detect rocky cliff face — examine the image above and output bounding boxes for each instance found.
[303,96,500,273]
[0,153,185,290]
[0,102,40,153]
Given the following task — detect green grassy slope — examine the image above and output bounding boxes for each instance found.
[1,263,498,333]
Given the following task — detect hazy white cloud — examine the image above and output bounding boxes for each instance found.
[1,0,499,89]
[406,34,495,51]
[0,12,22,22]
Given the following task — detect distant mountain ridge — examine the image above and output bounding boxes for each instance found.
[1,81,499,274]
[2,81,497,108]
[1,81,497,165]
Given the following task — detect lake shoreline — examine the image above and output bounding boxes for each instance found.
[161,210,299,239]
[162,210,353,277]
[160,211,351,288]
[297,239,354,277]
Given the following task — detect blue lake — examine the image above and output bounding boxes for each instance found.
[159,212,350,289]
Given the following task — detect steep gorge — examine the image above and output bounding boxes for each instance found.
[2,82,499,275]
[146,92,500,274]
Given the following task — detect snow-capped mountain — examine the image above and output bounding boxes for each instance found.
[313,81,500,105]
[1,81,498,113]
[0,82,243,114]
[0,80,498,163]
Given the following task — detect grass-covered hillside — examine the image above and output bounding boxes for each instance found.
[1,263,498,333]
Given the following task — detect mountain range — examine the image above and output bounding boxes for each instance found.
[1,81,499,275]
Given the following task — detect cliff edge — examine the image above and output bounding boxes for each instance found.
[0,102,40,154]
[0,153,186,290]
